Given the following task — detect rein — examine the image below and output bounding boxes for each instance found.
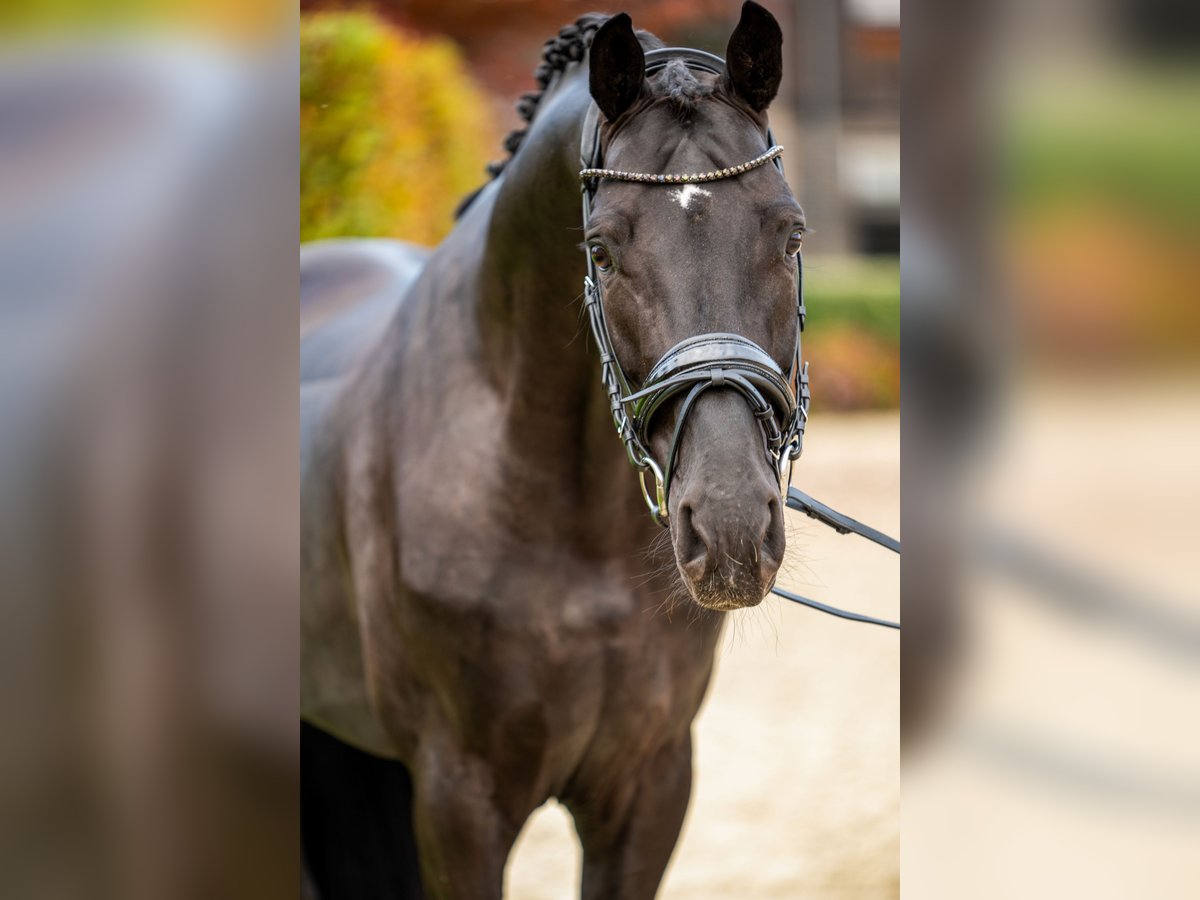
[780,487,900,629]
[579,47,899,630]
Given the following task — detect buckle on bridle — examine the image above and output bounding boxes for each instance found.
[636,455,668,525]
[776,434,801,495]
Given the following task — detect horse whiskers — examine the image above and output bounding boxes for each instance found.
[647,575,691,621]
[644,527,674,560]
[564,293,591,349]
[635,529,688,611]
[659,584,690,620]
[631,560,679,590]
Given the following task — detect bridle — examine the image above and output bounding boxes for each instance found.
[579,48,809,528]
[579,47,899,630]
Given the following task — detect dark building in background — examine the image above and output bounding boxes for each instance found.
[777,0,899,256]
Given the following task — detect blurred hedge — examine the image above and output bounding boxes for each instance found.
[1003,71,1200,366]
[301,11,495,244]
[806,257,901,339]
[1006,70,1200,229]
[804,257,900,410]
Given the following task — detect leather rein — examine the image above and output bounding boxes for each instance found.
[579,48,899,630]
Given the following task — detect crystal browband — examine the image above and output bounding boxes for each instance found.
[579,144,784,185]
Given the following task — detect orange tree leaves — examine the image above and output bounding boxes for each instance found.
[301,10,496,244]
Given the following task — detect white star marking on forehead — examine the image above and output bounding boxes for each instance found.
[668,184,712,211]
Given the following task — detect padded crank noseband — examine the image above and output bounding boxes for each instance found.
[580,47,810,526]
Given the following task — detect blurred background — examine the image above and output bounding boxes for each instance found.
[0,2,299,898]
[905,0,1200,896]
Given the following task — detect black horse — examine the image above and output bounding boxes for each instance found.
[301,6,807,897]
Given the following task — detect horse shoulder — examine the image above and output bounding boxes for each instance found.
[301,372,399,757]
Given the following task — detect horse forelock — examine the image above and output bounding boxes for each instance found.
[657,59,713,117]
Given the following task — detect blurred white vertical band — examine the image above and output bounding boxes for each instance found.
[904,0,1200,895]
[0,32,297,900]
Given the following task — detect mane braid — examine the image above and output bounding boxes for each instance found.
[660,59,712,117]
[454,13,662,219]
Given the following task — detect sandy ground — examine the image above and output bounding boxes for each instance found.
[903,377,1200,899]
[505,411,900,899]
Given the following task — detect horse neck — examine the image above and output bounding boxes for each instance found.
[478,74,590,387]
[473,73,650,545]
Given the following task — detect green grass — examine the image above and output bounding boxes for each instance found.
[804,256,900,341]
[1004,66,1200,228]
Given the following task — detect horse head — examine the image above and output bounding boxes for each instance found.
[583,3,806,611]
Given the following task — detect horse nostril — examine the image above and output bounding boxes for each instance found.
[674,493,784,588]
[675,502,713,581]
[754,497,774,546]
[758,496,785,585]
[767,495,782,536]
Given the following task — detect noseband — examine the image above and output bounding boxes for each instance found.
[580,48,810,527]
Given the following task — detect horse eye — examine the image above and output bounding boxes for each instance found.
[786,229,804,257]
[589,244,612,271]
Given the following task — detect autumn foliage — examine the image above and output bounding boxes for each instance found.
[300,11,496,244]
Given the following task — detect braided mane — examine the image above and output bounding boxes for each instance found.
[454,14,664,218]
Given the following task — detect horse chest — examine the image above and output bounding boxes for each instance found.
[383,552,716,773]
[362,378,721,768]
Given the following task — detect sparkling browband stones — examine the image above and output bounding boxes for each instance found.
[580,145,784,185]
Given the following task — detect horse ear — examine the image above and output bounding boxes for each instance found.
[589,13,646,123]
[723,1,783,113]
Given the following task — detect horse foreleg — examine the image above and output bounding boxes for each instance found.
[410,733,519,900]
[570,733,694,900]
